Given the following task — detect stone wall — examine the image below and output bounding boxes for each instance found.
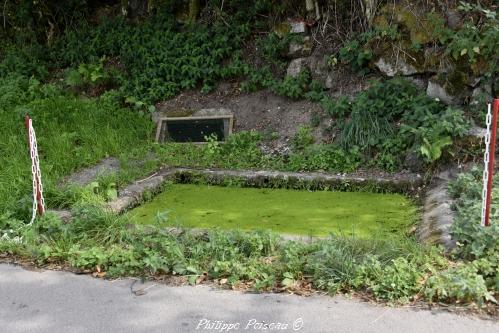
[284,1,491,112]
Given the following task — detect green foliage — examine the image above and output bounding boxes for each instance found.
[305,236,442,302]
[256,32,290,67]
[338,36,374,75]
[240,66,275,92]
[271,70,311,100]
[337,78,467,169]
[440,2,498,74]
[419,136,453,163]
[288,144,361,172]
[65,57,114,90]
[469,91,490,124]
[305,80,327,102]
[0,76,153,218]
[207,131,265,168]
[0,40,48,78]
[292,126,315,151]
[154,130,362,174]
[343,107,394,152]
[425,262,497,305]
[47,10,241,103]
[341,78,416,149]
[360,257,423,302]
[309,112,321,128]
[320,96,350,118]
[445,168,499,304]
[449,168,499,260]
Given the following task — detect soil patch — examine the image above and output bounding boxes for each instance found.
[155,85,320,143]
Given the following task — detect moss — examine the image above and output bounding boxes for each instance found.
[274,22,291,37]
[372,4,447,73]
[435,69,468,97]
[188,0,200,22]
[471,58,490,76]
[422,50,445,73]
[375,4,442,45]
[168,169,418,194]
[373,15,389,30]
[174,1,199,23]
[372,39,426,73]
[129,183,417,238]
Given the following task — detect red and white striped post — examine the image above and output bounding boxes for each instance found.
[482,99,499,227]
[25,115,45,223]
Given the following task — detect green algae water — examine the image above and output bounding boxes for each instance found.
[129,184,416,238]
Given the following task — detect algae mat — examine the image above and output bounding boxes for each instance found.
[130,184,416,237]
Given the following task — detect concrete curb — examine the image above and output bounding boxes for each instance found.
[51,165,424,239]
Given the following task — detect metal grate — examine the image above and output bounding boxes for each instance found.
[155,115,233,143]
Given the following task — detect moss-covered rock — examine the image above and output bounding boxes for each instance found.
[374,56,418,77]
[427,70,469,105]
[374,3,440,46]
[371,2,452,77]
[372,40,429,76]
[274,22,292,37]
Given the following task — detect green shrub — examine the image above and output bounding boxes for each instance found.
[321,95,351,118]
[65,57,116,92]
[305,236,439,301]
[47,10,241,103]
[305,80,327,102]
[425,263,497,305]
[292,126,315,151]
[440,2,498,75]
[338,78,467,169]
[338,36,374,75]
[449,168,499,260]
[256,32,290,67]
[445,169,499,305]
[288,145,361,172]
[271,70,311,99]
[359,257,423,302]
[0,38,48,78]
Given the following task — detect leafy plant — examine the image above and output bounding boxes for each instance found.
[292,126,315,151]
[425,263,497,305]
[321,95,351,118]
[339,78,467,168]
[360,256,423,302]
[444,2,498,73]
[256,32,290,67]
[338,33,375,75]
[305,80,327,102]
[271,70,311,99]
[419,136,453,163]
[65,57,114,91]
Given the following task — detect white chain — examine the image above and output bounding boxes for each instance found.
[28,119,45,225]
[481,103,493,226]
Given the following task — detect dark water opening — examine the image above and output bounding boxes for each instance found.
[167,118,225,142]
[157,116,232,143]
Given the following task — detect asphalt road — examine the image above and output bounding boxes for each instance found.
[0,264,497,333]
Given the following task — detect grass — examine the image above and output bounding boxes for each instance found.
[129,184,417,238]
[1,208,452,304]
[0,76,154,218]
